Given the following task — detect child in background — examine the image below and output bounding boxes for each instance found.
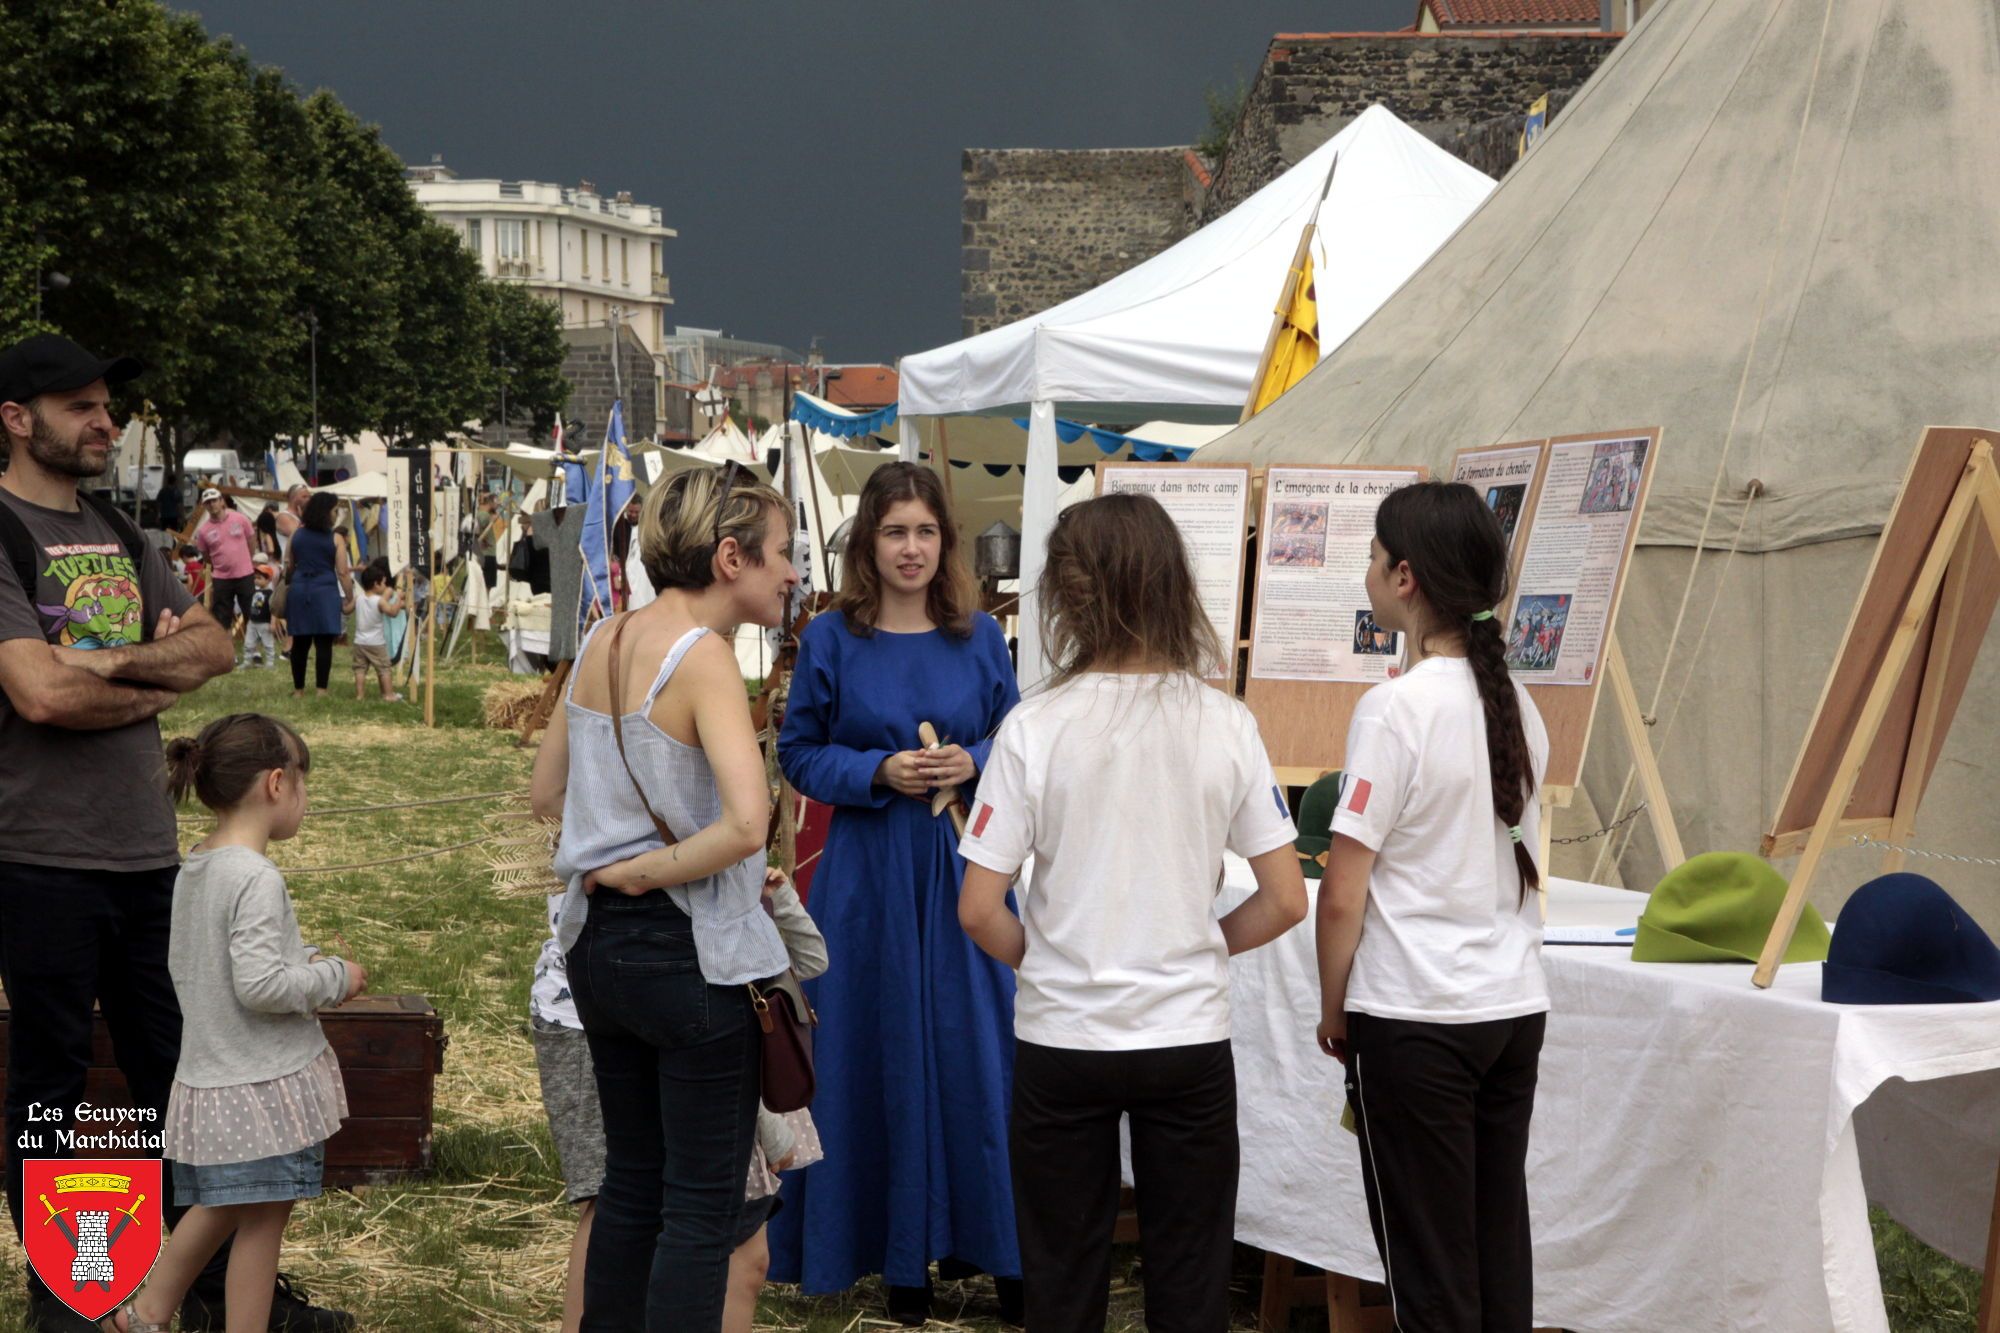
[345,559,402,703]
[179,544,207,601]
[1314,480,1550,1333]
[958,493,1308,1332]
[244,562,277,668]
[111,713,366,1333]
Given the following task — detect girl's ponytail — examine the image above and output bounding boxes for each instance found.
[164,734,204,806]
[1376,481,1540,903]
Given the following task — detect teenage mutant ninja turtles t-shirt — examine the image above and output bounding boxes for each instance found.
[0,488,193,871]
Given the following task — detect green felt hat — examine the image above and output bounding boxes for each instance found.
[1295,771,1342,881]
[1632,852,1830,964]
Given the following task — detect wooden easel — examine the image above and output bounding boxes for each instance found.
[1755,428,2000,988]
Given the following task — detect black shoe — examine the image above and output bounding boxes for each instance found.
[885,1280,933,1327]
[26,1289,103,1333]
[995,1275,1025,1326]
[181,1272,356,1332]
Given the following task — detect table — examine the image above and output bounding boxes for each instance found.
[1215,866,2000,1333]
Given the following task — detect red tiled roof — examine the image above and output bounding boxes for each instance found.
[822,365,899,410]
[1423,0,1600,25]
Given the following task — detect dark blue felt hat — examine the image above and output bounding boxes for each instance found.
[1822,874,2000,1005]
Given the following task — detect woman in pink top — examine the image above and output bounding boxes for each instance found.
[194,489,260,660]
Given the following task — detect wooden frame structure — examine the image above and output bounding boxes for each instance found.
[1756,428,2000,987]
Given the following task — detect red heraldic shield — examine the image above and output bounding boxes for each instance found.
[22,1158,164,1321]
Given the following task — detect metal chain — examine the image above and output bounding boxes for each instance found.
[1552,803,1649,846]
[1849,835,2000,868]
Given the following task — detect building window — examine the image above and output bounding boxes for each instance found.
[535,220,546,269]
[651,241,661,277]
[464,218,482,256]
[497,219,526,261]
[581,298,591,326]
[600,234,609,281]
[581,229,590,276]
[620,238,630,284]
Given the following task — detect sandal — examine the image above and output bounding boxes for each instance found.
[106,1301,172,1332]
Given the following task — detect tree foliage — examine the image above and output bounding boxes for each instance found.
[0,0,569,468]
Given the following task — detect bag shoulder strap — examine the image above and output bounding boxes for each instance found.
[0,496,36,602]
[605,613,679,848]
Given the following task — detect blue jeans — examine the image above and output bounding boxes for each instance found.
[567,893,760,1332]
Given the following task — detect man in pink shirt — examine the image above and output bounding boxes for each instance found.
[193,488,258,662]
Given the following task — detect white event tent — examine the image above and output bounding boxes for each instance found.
[897,103,1494,681]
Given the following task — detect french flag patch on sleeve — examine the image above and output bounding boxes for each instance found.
[1341,775,1372,816]
[969,800,995,838]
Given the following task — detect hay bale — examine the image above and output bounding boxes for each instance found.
[481,680,544,731]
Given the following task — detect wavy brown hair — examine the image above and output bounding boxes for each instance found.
[1036,492,1223,686]
[833,461,978,638]
[165,712,311,812]
[1375,480,1540,901]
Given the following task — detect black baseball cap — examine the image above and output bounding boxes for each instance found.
[0,333,143,406]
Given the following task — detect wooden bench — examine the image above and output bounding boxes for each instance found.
[0,993,447,1187]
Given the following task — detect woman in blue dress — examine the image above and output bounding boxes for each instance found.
[278,491,351,698]
[772,462,1022,1325]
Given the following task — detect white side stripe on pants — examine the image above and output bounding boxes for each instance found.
[1353,1051,1403,1331]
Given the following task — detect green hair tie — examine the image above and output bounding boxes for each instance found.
[1508,824,1524,844]
[1471,609,1496,622]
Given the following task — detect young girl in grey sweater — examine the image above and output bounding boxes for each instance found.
[111,713,366,1333]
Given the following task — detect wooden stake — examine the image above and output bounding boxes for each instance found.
[1752,461,1982,987]
[424,535,437,728]
[1979,1153,2000,1333]
[1605,636,1686,869]
[516,659,570,747]
[1883,516,1977,872]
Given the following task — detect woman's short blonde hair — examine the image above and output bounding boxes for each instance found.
[639,464,790,592]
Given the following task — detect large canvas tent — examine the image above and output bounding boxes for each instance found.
[1201,0,2000,922]
[899,104,1495,681]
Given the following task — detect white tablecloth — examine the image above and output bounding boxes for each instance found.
[1215,866,2000,1333]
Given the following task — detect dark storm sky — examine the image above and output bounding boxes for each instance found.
[173,2,1414,365]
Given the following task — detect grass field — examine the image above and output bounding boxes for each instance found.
[0,637,1981,1329]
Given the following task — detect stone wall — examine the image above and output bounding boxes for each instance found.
[1200,33,1617,220]
[561,324,659,442]
[960,148,1198,337]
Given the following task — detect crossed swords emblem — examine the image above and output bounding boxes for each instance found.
[38,1190,146,1293]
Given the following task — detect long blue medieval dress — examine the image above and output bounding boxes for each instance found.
[768,608,1022,1293]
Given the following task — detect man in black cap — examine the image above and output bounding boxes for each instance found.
[0,334,352,1332]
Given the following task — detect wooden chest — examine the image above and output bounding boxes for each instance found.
[0,993,448,1187]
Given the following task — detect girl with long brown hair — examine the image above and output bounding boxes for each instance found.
[771,461,1022,1325]
[1312,479,1550,1333]
[957,492,1308,1332]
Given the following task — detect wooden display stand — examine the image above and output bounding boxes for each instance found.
[0,993,447,1187]
[1756,427,2000,988]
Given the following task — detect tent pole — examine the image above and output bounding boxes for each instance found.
[1018,401,1061,689]
[900,412,922,464]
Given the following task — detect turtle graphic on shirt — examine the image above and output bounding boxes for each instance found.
[38,571,143,648]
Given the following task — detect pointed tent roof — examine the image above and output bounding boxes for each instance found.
[898,104,1494,422]
[1204,0,2000,915]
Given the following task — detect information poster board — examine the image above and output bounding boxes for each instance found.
[1451,439,1549,571]
[1095,463,1254,683]
[1501,431,1654,688]
[1244,465,1426,773]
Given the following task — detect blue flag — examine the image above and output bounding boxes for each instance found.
[578,401,635,627]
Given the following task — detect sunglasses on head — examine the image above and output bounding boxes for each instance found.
[712,460,745,551]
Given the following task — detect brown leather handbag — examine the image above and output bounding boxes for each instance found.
[604,615,817,1112]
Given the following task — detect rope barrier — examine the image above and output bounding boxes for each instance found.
[178,788,528,824]
[279,835,490,876]
[1848,836,2000,869]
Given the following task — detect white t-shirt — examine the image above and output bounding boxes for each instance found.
[353,591,387,646]
[959,673,1298,1052]
[1333,655,1551,1024]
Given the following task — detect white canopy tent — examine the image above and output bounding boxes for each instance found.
[898,103,1495,681]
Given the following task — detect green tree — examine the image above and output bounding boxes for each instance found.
[376,221,490,447]
[482,282,568,440]
[0,3,301,466]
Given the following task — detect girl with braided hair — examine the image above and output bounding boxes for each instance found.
[1313,479,1550,1333]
